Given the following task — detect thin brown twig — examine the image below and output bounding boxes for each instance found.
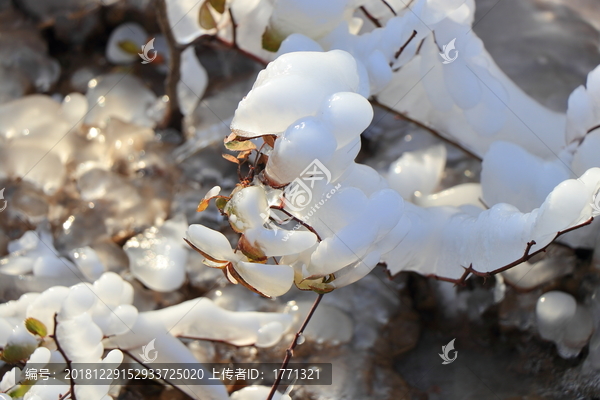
[58,389,72,400]
[381,0,397,15]
[371,99,482,161]
[393,30,417,61]
[266,293,324,400]
[229,8,238,48]
[425,217,594,286]
[570,123,600,146]
[195,35,269,66]
[51,314,77,400]
[156,0,184,132]
[587,124,600,135]
[270,206,322,241]
[360,6,382,27]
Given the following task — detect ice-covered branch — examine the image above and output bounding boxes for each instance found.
[187,48,600,299]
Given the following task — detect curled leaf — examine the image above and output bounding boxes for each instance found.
[237,150,253,160]
[197,186,222,212]
[224,132,238,143]
[25,317,47,338]
[294,270,335,294]
[263,135,277,148]
[225,140,257,151]
[197,199,210,212]
[222,153,240,164]
[199,1,217,30]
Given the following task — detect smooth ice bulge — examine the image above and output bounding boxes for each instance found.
[536,290,593,358]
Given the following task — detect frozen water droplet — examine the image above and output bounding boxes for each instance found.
[296,333,305,345]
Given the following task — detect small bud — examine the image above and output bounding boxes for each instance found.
[25,318,47,338]
[238,235,267,263]
[0,343,37,363]
[215,197,228,211]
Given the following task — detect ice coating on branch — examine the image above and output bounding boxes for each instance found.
[500,248,576,290]
[536,291,593,358]
[187,186,317,297]
[85,73,163,128]
[190,49,402,295]
[376,1,567,159]
[387,144,446,201]
[201,46,600,296]
[568,66,600,179]
[479,66,600,246]
[230,50,362,136]
[0,226,83,278]
[384,168,600,279]
[481,141,572,213]
[167,0,573,162]
[266,0,351,44]
[69,246,106,281]
[186,222,297,298]
[0,95,85,193]
[178,46,208,116]
[1,270,292,400]
[318,92,373,149]
[0,12,60,102]
[124,214,190,292]
[265,117,338,185]
[0,273,138,399]
[566,65,600,147]
[102,296,291,399]
[105,297,292,348]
